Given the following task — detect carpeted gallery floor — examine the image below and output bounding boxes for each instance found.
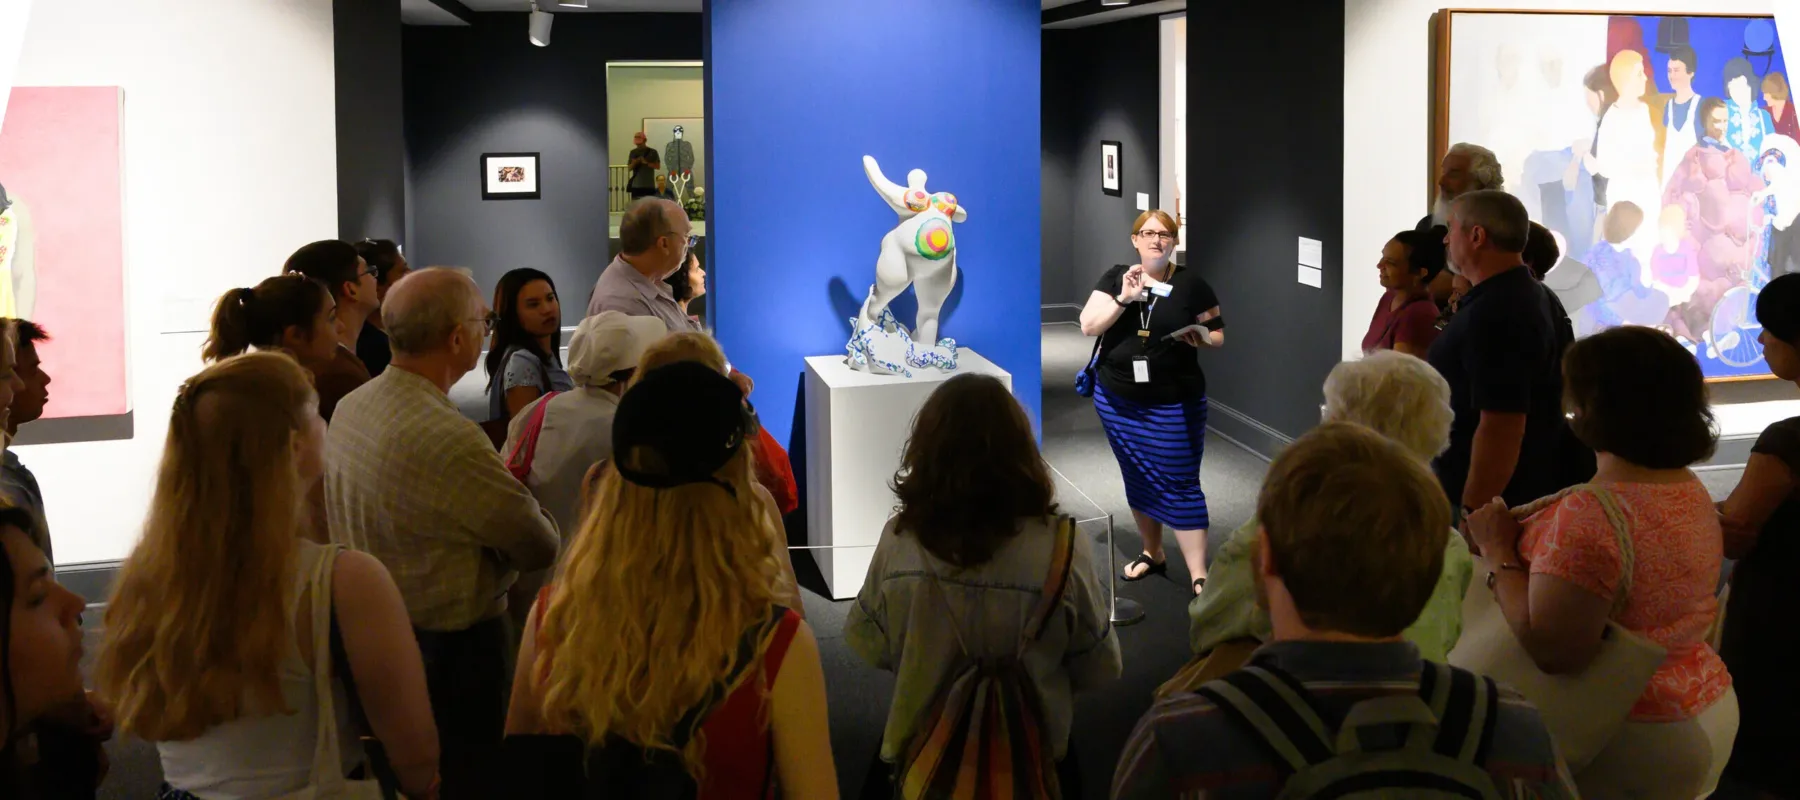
[82,322,1750,798]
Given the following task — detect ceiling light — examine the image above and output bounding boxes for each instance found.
[557,0,589,6]
[529,3,554,46]
[1100,0,1131,6]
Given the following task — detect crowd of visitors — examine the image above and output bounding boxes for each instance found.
[0,142,1794,800]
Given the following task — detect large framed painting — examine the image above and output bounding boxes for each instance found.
[1434,10,1791,380]
[0,86,129,437]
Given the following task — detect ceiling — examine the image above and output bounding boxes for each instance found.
[399,0,1176,28]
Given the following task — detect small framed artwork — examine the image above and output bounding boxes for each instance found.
[1101,140,1121,197]
[481,152,541,200]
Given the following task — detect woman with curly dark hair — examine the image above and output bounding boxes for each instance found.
[844,373,1121,798]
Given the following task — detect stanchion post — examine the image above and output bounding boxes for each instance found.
[1105,513,1145,626]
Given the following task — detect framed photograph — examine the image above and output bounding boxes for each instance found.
[1101,140,1122,196]
[481,152,541,200]
[1433,10,1788,381]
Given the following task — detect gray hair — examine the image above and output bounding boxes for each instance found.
[383,267,483,357]
[1451,189,1530,253]
[1448,142,1504,192]
[1323,351,1454,462]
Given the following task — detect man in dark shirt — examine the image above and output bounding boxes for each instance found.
[1428,189,1574,517]
[627,131,660,200]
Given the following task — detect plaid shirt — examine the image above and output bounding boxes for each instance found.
[1112,641,1577,800]
[325,368,559,631]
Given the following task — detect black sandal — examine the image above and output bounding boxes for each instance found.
[1193,577,1207,595]
[1121,553,1167,582]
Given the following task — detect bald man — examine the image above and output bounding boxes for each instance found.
[326,267,558,798]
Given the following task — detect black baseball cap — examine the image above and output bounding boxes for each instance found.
[612,361,749,491]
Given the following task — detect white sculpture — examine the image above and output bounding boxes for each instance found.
[846,155,964,376]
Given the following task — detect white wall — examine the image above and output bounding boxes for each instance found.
[9,0,338,564]
[1343,0,1795,437]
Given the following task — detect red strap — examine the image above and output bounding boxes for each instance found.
[506,391,562,481]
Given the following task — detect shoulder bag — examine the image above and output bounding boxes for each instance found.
[505,391,562,482]
[1447,484,1665,772]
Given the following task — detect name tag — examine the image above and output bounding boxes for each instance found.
[1132,357,1151,384]
[1149,281,1173,298]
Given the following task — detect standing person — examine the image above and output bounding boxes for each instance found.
[1429,190,1576,517]
[352,238,410,377]
[504,362,838,798]
[626,131,660,201]
[1466,326,1735,798]
[1078,210,1223,594]
[1662,46,1705,180]
[846,374,1120,797]
[201,275,340,376]
[1716,273,1800,799]
[503,311,665,539]
[1113,423,1574,799]
[0,506,97,799]
[485,268,572,424]
[589,199,755,396]
[1363,228,1448,355]
[327,269,559,800]
[1420,143,1504,303]
[0,320,51,562]
[95,353,442,800]
[284,240,381,420]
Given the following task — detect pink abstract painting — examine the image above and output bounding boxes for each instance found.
[0,87,126,418]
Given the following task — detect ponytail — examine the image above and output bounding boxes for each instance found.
[201,275,332,363]
[203,288,259,362]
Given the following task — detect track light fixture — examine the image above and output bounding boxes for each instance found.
[557,0,589,6]
[1099,0,1131,6]
[529,3,554,47]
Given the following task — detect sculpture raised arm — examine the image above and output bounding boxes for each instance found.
[864,155,930,216]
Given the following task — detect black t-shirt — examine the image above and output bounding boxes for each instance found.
[1427,265,1571,507]
[629,146,659,189]
[1092,264,1221,404]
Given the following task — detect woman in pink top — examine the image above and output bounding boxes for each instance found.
[1361,227,1447,356]
[1468,326,1735,799]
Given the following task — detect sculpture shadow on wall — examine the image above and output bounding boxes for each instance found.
[825,274,966,342]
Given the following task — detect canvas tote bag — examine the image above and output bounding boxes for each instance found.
[1447,484,1666,772]
[273,544,383,800]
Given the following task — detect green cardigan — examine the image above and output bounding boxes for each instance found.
[1189,516,1475,661]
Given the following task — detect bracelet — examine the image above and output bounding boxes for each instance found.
[1484,561,1526,590]
[1110,294,1128,307]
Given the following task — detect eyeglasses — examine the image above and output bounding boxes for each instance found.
[1135,231,1177,243]
[471,312,497,334]
[662,231,699,252]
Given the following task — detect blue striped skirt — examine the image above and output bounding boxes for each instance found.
[1092,383,1210,530]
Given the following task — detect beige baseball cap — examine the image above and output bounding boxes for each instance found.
[567,311,668,387]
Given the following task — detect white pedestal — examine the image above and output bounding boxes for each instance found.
[804,349,1012,599]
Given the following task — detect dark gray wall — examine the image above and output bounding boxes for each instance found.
[335,0,407,242]
[403,13,701,324]
[1040,17,1161,308]
[1189,4,1346,450]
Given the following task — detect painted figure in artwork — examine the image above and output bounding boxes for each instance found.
[1764,72,1800,141]
[1663,97,1764,347]
[0,182,34,319]
[846,155,965,375]
[1726,57,1778,173]
[1662,46,1705,184]
[1594,50,1662,262]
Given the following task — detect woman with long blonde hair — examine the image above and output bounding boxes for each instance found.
[505,361,836,798]
[94,352,442,800]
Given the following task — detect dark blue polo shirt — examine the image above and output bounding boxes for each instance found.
[1427,265,1572,508]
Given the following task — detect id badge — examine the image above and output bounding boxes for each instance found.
[1132,356,1151,384]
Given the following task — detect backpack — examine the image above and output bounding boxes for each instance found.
[895,516,1076,800]
[500,606,788,799]
[1196,659,1504,800]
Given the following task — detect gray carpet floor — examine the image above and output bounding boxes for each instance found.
[83,323,1749,798]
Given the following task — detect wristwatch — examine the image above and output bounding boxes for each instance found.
[1485,561,1526,589]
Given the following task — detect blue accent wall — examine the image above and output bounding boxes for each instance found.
[705,0,1043,447]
